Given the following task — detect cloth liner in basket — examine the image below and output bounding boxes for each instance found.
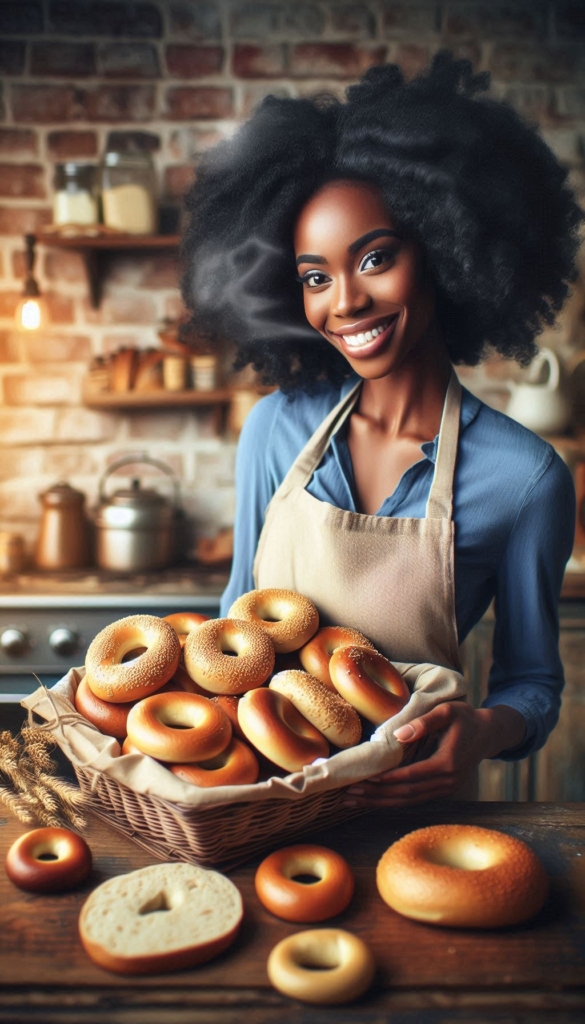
[22,662,466,866]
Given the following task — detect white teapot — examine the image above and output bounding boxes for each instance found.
[505,348,571,436]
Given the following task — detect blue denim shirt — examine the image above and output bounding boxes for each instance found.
[221,374,576,760]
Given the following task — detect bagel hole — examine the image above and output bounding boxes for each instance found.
[296,950,339,971]
[139,890,176,915]
[291,873,321,885]
[426,841,494,871]
[36,852,59,861]
[122,646,147,663]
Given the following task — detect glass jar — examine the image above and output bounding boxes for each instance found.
[100,147,157,234]
[53,163,98,227]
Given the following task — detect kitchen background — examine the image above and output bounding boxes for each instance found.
[0,0,584,799]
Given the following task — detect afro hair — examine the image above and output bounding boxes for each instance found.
[181,49,584,393]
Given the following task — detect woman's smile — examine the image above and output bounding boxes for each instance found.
[329,313,400,360]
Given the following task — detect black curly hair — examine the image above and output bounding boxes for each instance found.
[181,49,584,393]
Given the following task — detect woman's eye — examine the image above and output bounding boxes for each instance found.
[297,270,330,288]
[359,248,395,272]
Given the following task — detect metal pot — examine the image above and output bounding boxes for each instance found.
[36,481,90,570]
[94,454,181,572]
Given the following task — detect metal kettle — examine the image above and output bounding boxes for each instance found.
[94,454,182,572]
[35,481,90,570]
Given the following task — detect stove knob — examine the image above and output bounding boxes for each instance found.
[49,627,78,657]
[1,628,28,657]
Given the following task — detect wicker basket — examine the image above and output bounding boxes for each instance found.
[72,762,362,869]
[24,658,467,869]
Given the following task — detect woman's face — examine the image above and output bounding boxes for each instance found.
[294,179,440,379]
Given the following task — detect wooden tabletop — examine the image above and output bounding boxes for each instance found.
[1,802,584,1024]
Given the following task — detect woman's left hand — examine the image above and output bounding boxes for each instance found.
[342,702,526,808]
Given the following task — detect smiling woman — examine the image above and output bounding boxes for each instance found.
[181,51,583,805]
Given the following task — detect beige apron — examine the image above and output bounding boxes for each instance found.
[253,368,478,799]
[254,368,462,673]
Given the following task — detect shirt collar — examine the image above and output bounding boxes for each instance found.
[341,373,482,465]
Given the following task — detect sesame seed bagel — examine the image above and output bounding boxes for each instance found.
[376,824,549,929]
[183,618,275,694]
[227,589,319,653]
[269,670,361,749]
[85,615,181,703]
[299,626,376,691]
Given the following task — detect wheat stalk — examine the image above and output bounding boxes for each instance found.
[0,721,86,829]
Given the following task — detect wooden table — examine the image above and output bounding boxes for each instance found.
[1,803,584,1023]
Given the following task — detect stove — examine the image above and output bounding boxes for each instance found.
[0,566,227,705]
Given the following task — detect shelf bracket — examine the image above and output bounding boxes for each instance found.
[83,248,103,309]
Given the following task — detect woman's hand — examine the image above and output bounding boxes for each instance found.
[342,702,526,808]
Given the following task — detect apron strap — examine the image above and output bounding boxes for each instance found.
[277,380,363,496]
[425,368,462,520]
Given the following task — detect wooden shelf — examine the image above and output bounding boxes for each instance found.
[82,386,233,409]
[35,231,180,250]
[34,231,180,306]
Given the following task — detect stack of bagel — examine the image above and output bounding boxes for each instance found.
[75,588,411,788]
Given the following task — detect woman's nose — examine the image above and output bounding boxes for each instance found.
[330,275,370,317]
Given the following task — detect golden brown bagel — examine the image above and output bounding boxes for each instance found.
[126,691,232,763]
[255,844,354,922]
[376,824,549,928]
[299,626,376,691]
[329,645,409,724]
[183,618,275,694]
[269,670,361,748]
[163,611,209,647]
[267,928,375,1005]
[170,737,259,787]
[228,588,319,653]
[6,827,92,893]
[85,615,181,703]
[238,687,329,772]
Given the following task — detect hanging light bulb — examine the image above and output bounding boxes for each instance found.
[15,234,47,331]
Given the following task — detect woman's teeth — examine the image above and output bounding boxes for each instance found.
[341,319,393,347]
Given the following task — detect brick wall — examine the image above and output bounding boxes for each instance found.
[0,0,584,554]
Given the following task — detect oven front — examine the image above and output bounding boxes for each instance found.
[0,594,222,731]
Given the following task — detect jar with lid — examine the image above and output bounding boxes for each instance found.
[53,163,99,227]
[100,143,157,235]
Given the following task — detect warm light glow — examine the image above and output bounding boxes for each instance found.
[15,296,47,331]
[20,299,41,330]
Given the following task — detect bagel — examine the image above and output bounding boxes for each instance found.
[5,827,92,894]
[267,928,375,1005]
[85,615,181,703]
[183,618,275,694]
[329,645,410,724]
[255,844,354,922]
[299,626,376,691]
[228,588,319,653]
[170,737,259,787]
[376,824,549,928]
[269,670,361,748]
[163,612,209,647]
[79,862,243,974]
[126,691,232,763]
[238,687,329,772]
